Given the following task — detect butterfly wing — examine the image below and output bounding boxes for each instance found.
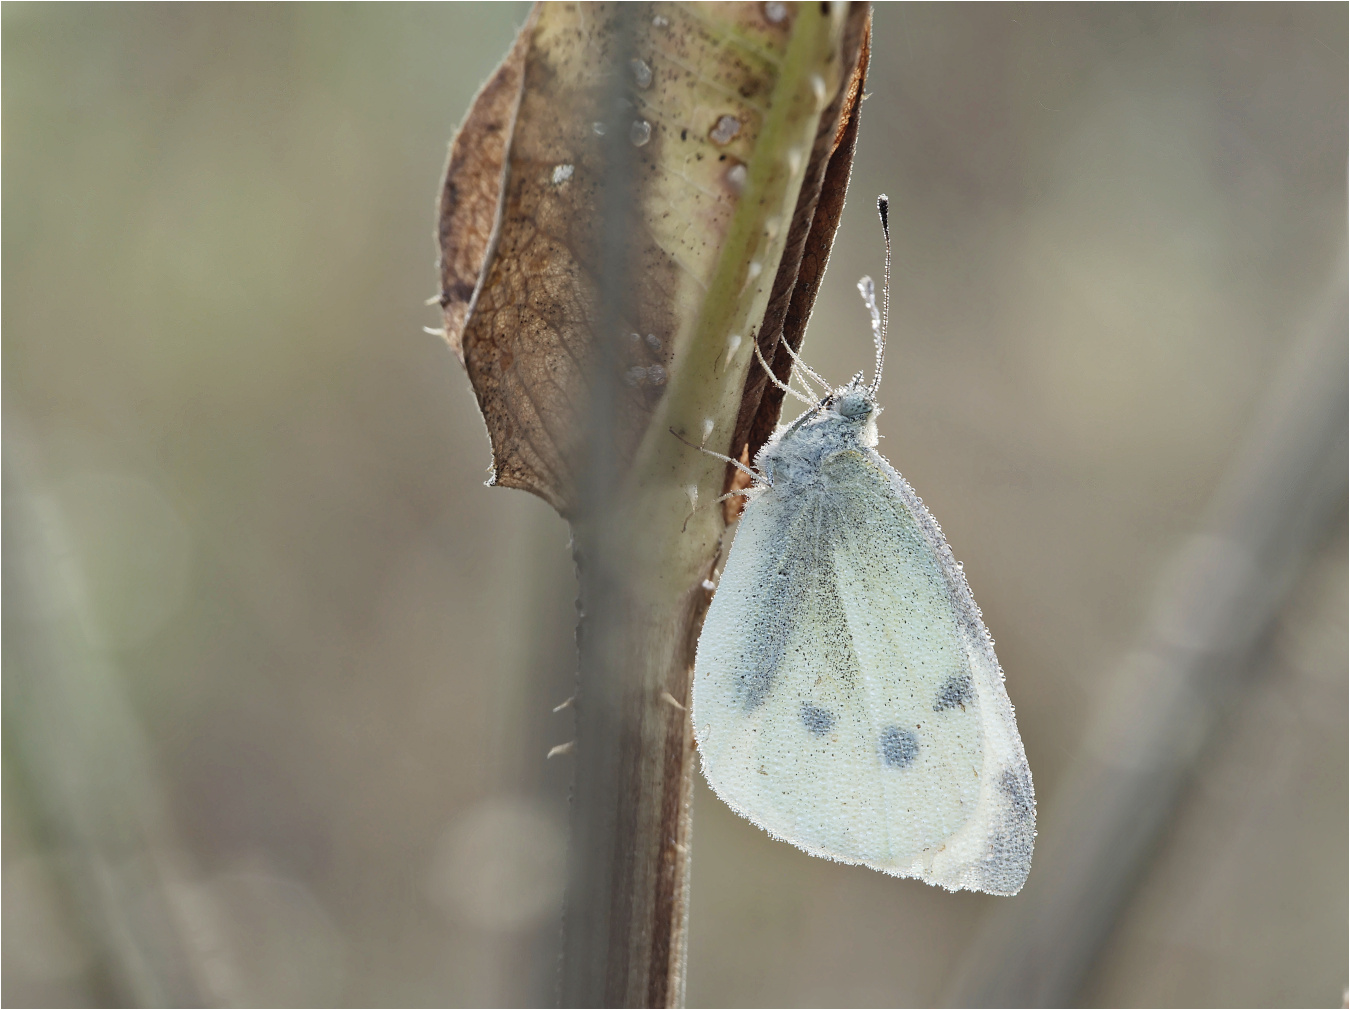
[693,447,1034,895]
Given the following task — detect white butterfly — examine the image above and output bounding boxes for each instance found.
[691,197,1034,895]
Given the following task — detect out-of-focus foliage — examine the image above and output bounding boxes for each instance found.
[3,5,1345,1007]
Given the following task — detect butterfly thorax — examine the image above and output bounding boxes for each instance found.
[755,388,881,491]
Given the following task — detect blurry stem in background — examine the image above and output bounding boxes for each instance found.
[2,444,238,1006]
[562,7,668,1006]
[953,252,1349,1007]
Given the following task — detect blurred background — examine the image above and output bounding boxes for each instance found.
[3,3,1345,1007]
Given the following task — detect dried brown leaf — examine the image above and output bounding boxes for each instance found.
[439,2,870,518]
[437,9,535,362]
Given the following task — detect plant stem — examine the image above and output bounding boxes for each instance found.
[556,6,862,1005]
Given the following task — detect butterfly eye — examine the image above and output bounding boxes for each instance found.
[836,391,873,419]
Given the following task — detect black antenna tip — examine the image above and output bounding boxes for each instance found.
[877,194,889,233]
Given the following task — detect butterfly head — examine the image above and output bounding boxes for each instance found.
[826,379,881,448]
[831,383,876,421]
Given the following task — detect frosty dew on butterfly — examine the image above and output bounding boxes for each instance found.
[686,196,1035,896]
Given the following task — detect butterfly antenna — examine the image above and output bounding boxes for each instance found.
[869,194,891,396]
[857,276,881,374]
[754,338,817,407]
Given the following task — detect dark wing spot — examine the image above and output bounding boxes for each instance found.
[933,672,974,712]
[800,703,835,735]
[880,726,919,768]
[999,768,1034,822]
